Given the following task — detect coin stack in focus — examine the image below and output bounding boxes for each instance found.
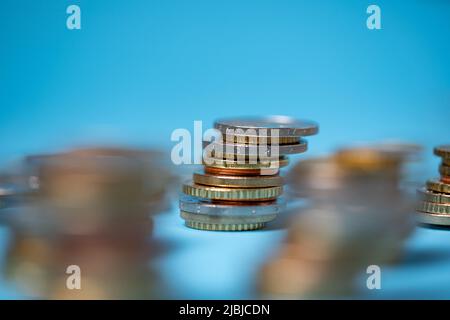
[260,143,420,298]
[180,116,319,231]
[416,145,450,226]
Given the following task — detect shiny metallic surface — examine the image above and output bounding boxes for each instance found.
[417,187,450,204]
[205,139,307,157]
[193,171,283,188]
[214,116,319,137]
[182,181,282,201]
[179,195,285,216]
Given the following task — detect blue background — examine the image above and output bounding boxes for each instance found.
[0,0,449,163]
[0,0,450,299]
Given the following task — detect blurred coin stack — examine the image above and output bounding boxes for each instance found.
[180,116,319,231]
[2,147,172,298]
[260,144,420,298]
[416,145,450,226]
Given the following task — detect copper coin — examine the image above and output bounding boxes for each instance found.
[204,166,279,176]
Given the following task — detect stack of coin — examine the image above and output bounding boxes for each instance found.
[260,144,420,298]
[416,145,450,226]
[1,146,173,298]
[180,116,319,231]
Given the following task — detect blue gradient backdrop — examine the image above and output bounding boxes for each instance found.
[0,0,449,163]
[0,0,449,299]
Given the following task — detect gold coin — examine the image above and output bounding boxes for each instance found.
[439,164,450,177]
[426,179,450,194]
[417,201,450,214]
[185,220,265,231]
[417,188,450,204]
[182,181,282,201]
[434,145,450,158]
[417,212,450,226]
[334,147,401,171]
[224,134,300,145]
[193,172,283,188]
[204,156,289,170]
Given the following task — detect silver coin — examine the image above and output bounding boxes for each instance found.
[214,116,319,137]
[179,195,286,217]
[417,212,450,226]
[203,139,307,157]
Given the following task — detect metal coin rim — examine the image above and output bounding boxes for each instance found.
[434,145,450,158]
[204,157,289,170]
[179,195,285,216]
[184,220,266,231]
[180,210,277,224]
[439,164,450,177]
[204,139,307,157]
[193,171,284,188]
[417,187,450,204]
[417,211,450,226]
[182,181,282,201]
[214,116,319,137]
[417,201,450,214]
[425,179,450,194]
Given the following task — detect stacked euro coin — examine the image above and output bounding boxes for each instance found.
[180,116,319,231]
[416,145,450,226]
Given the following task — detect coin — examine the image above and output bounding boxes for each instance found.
[185,220,266,231]
[372,141,423,159]
[439,164,450,177]
[417,201,450,214]
[182,181,282,201]
[204,166,280,176]
[193,171,283,188]
[417,188,450,204]
[442,176,450,184]
[334,148,401,170]
[426,179,450,194]
[224,134,301,145]
[214,116,319,137]
[204,156,289,170]
[416,212,450,226]
[180,211,275,231]
[179,195,285,216]
[204,139,307,158]
[181,210,276,224]
[434,145,450,158]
